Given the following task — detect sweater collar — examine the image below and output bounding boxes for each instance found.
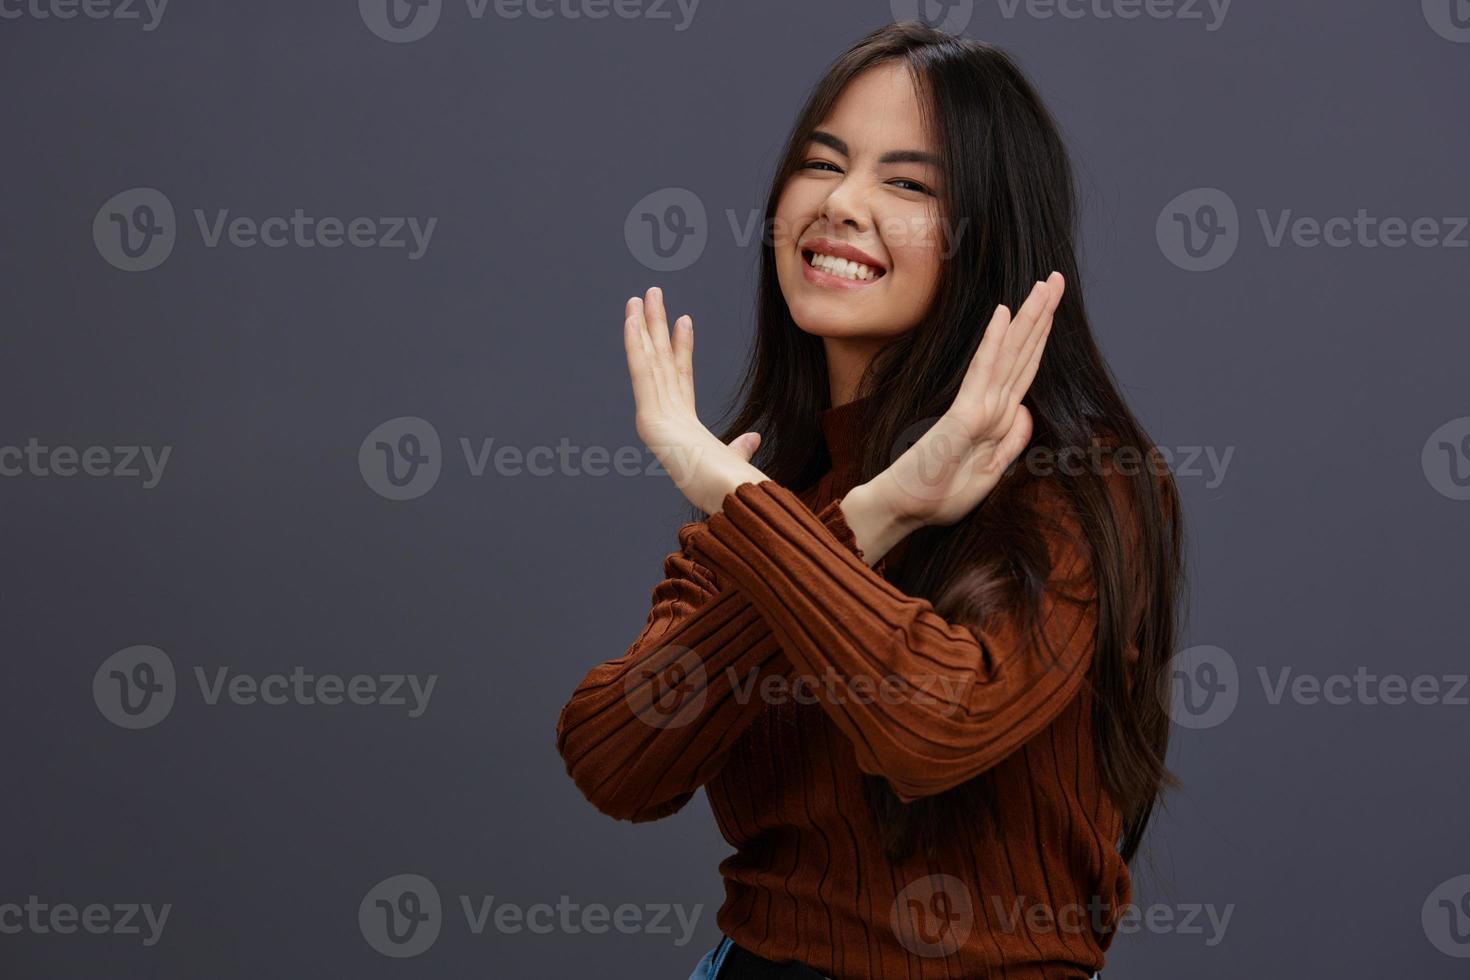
[819,392,877,473]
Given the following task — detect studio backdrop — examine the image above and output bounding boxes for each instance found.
[2,1,1467,977]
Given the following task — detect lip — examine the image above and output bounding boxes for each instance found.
[801,255,883,290]
[798,237,888,290]
[800,237,888,273]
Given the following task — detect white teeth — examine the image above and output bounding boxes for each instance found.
[807,251,881,281]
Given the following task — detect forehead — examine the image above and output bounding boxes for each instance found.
[817,62,934,154]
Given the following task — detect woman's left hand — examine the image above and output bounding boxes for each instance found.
[866,272,1065,529]
[624,286,768,515]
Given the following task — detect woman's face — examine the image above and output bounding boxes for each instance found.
[774,61,947,348]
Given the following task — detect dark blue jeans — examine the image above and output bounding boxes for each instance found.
[686,936,735,979]
[686,937,1100,979]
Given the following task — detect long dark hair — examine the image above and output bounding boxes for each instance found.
[691,22,1186,867]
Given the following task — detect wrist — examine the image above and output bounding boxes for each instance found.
[840,481,925,567]
[703,462,768,515]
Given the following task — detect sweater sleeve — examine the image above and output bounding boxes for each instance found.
[680,479,1101,802]
[555,496,874,822]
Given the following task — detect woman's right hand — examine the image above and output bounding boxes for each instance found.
[624,287,769,515]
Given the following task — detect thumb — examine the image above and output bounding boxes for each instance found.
[727,431,762,461]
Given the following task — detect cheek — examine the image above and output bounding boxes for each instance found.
[771,191,791,234]
[877,208,945,254]
[890,240,942,294]
[774,182,821,241]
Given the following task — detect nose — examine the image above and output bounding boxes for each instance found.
[818,177,869,233]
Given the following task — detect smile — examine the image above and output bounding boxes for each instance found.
[799,245,888,290]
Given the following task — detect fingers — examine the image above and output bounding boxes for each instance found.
[672,311,695,408]
[626,287,697,415]
[963,302,1013,392]
[624,296,657,412]
[963,278,1045,398]
[956,273,1062,426]
[728,431,761,462]
[643,286,673,360]
[971,277,1047,382]
[996,277,1053,379]
[1005,271,1064,394]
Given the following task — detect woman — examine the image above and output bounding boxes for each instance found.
[557,21,1185,980]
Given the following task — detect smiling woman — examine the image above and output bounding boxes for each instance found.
[556,20,1185,980]
[775,61,951,402]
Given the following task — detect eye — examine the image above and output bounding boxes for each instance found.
[889,178,933,195]
[801,159,842,173]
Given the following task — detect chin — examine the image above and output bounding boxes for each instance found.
[788,307,885,340]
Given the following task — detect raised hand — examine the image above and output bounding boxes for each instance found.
[623,286,768,514]
[869,272,1064,528]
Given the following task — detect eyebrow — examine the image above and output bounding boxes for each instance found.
[809,130,940,166]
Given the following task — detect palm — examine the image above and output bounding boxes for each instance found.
[623,287,767,512]
[880,273,1064,527]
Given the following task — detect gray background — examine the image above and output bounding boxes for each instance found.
[3,0,1468,976]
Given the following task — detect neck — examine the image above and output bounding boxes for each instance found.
[822,334,886,407]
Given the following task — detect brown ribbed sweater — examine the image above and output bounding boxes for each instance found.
[557,395,1132,979]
